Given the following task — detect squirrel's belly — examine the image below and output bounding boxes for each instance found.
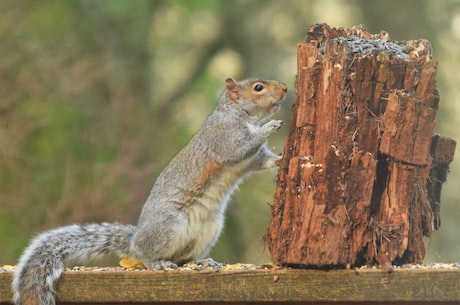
[166,204,224,262]
[172,159,253,261]
[175,180,243,261]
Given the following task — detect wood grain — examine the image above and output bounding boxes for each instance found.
[1,268,459,304]
[265,24,456,267]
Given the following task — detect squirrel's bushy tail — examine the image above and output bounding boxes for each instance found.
[12,223,135,305]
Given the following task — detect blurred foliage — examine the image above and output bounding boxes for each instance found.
[1,0,459,265]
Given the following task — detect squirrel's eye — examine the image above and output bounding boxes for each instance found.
[254,84,265,92]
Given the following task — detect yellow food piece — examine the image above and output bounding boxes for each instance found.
[119,256,146,269]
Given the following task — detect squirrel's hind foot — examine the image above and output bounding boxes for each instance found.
[145,260,178,270]
[187,258,223,269]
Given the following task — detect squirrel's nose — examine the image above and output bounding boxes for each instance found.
[281,84,288,93]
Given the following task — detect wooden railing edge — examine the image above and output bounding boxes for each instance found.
[1,267,459,304]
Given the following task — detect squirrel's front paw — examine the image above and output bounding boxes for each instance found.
[261,120,283,136]
[261,155,282,169]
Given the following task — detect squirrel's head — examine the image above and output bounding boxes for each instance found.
[224,77,287,121]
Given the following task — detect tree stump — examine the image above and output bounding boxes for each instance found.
[265,24,456,268]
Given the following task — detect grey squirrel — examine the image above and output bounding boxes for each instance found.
[12,77,288,305]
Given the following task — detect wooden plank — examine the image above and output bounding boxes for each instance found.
[1,268,459,304]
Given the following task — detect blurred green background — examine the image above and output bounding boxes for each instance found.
[1,0,459,265]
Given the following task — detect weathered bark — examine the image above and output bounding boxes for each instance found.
[265,24,456,268]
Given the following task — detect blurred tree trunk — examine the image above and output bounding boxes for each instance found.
[75,1,164,222]
[265,24,456,268]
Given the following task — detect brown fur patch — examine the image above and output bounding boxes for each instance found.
[201,160,223,186]
[180,160,223,208]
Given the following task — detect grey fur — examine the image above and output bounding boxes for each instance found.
[12,77,287,305]
[12,223,135,305]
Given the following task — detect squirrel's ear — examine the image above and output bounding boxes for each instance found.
[225,77,241,102]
